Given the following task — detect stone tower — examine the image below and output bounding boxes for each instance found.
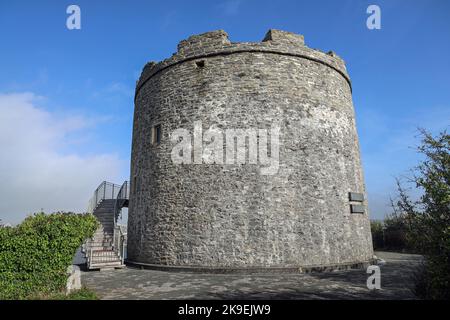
[128,30,374,271]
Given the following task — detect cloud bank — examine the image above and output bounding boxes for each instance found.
[0,92,122,224]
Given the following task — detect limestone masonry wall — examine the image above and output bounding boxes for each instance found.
[128,29,374,270]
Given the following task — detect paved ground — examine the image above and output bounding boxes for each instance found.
[81,251,423,300]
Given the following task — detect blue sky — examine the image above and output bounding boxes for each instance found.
[0,0,449,223]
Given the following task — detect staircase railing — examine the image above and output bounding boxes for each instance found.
[112,181,129,262]
[85,180,129,268]
[87,181,122,214]
[113,224,127,265]
[113,181,129,222]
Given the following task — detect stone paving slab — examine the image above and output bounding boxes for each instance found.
[81,251,423,300]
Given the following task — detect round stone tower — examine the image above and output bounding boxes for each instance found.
[128,29,374,271]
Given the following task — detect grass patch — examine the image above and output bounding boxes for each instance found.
[28,287,99,300]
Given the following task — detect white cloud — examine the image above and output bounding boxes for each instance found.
[0,92,123,224]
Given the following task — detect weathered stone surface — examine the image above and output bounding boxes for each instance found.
[66,265,82,294]
[128,29,373,269]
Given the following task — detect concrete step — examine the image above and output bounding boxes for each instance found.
[90,256,121,264]
[91,231,112,235]
[90,261,122,267]
[96,219,114,222]
[91,251,118,257]
[93,235,113,240]
[88,245,113,250]
[93,213,114,217]
[92,207,115,212]
[94,211,114,215]
[96,228,114,232]
[88,246,114,251]
[91,231,114,240]
[95,229,114,233]
[94,216,114,220]
[88,239,113,243]
[93,228,113,233]
[90,255,120,260]
[94,209,114,213]
[96,224,114,228]
[95,224,114,228]
[91,237,113,242]
[95,220,114,224]
[95,217,114,220]
[93,234,113,239]
[94,217,114,220]
[88,262,125,270]
[92,232,113,237]
[94,222,114,225]
[90,236,113,240]
[88,242,113,247]
[91,232,113,240]
[94,206,114,209]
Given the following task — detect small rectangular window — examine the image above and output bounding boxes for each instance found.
[152,124,161,145]
[195,60,205,68]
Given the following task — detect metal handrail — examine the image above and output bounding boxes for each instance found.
[87,181,121,213]
[113,224,127,265]
[113,181,129,221]
[112,181,129,257]
[85,180,129,268]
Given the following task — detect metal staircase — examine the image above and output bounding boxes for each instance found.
[85,181,129,270]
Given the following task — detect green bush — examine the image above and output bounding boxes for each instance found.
[392,129,449,299]
[0,212,98,299]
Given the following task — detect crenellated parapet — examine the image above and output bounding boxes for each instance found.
[262,29,305,45]
[136,29,351,98]
[177,30,231,55]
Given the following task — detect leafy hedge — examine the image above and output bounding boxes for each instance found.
[390,130,450,299]
[0,212,98,299]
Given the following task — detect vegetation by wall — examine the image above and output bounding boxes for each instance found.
[370,216,414,252]
[0,212,98,299]
[371,129,449,300]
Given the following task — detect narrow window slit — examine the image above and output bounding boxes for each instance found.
[195,60,205,68]
[152,124,162,145]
